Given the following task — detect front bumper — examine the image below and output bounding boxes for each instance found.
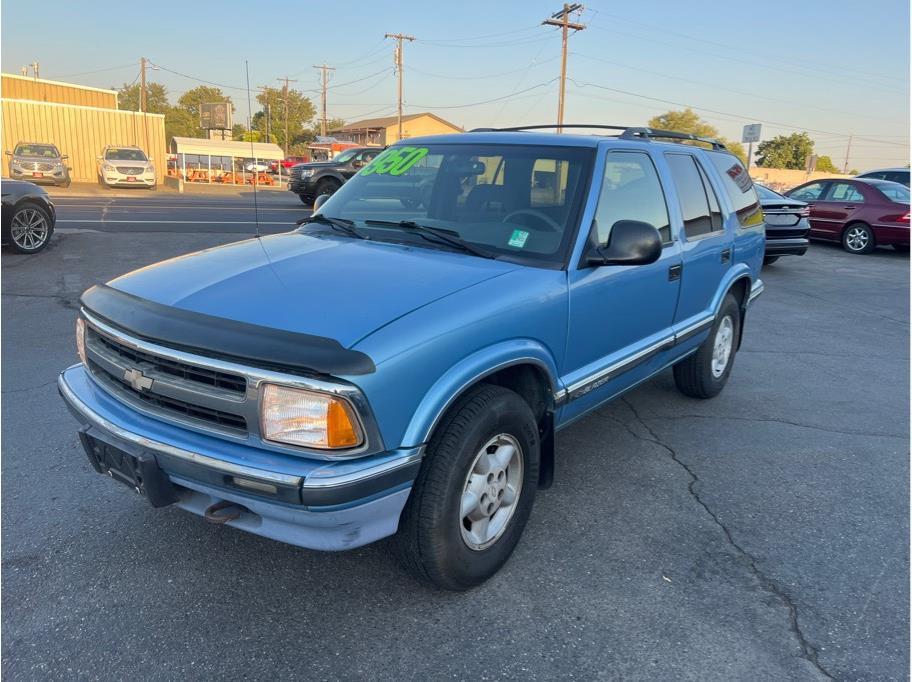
[10,167,68,185]
[102,174,156,187]
[58,364,421,550]
[288,176,317,194]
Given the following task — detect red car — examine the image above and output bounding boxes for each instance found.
[270,156,309,172]
[786,178,909,254]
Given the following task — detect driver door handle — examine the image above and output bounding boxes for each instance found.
[668,263,682,281]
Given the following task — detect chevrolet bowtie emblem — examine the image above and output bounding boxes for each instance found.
[123,368,154,392]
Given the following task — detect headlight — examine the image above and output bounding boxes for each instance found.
[300,169,315,178]
[260,383,362,449]
[76,318,87,365]
[145,165,155,175]
[103,164,115,172]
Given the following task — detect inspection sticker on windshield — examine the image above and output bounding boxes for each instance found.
[508,229,529,248]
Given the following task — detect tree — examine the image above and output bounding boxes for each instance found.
[254,87,316,152]
[176,86,233,139]
[647,108,747,164]
[815,155,840,173]
[117,81,169,113]
[755,132,814,169]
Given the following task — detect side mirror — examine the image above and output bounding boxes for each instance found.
[351,159,364,168]
[4,151,11,156]
[313,194,332,212]
[61,155,69,160]
[586,220,662,267]
[148,157,154,161]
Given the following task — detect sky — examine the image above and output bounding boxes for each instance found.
[2,0,909,168]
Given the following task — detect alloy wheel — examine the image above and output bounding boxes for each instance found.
[711,316,734,378]
[460,434,524,551]
[845,226,870,252]
[10,208,49,251]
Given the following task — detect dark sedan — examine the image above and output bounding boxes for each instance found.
[787,178,909,254]
[1,179,56,253]
[756,184,809,265]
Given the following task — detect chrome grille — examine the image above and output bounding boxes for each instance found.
[84,324,249,437]
[22,161,54,171]
[116,166,145,175]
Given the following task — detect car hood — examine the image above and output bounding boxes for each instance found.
[293,161,340,170]
[107,232,519,349]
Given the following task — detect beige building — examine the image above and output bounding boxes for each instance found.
[331,112,462,146]
[1,74,165,183]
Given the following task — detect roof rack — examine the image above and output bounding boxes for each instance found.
[467,124,727,151]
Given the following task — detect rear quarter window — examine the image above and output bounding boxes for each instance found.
[706,152,763,228]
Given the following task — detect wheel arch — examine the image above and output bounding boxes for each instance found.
[401,342,562,488]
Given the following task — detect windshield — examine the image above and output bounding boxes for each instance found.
[875,182,910,202]
[15,144,59,158]
[332,149,359,164]
[105,148,148,161]
[316,143,594,266]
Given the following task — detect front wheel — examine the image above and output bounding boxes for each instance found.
[298,193,314,206]
[674,293,741,399]
[4,202,53,254]
[842,222,875,254]
[393,384,540,590]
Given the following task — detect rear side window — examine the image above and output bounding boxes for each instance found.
[665,153,715,239]
[594,151,671,243]
[705,152,763,227]
[886,171,909,185]
[826,182,865,202]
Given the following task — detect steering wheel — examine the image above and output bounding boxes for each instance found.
[502,209,562,232]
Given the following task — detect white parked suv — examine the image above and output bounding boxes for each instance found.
[97,146,156,190]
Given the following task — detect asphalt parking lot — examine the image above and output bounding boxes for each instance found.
[2,193,908,680]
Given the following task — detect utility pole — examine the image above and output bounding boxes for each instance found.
[313,64,336,137]
[385,33,415,142]
[140,57,147,113]
[843,134,853,174]
[543,4,585,133]
[277,76,298,156]
[30,61,40,80]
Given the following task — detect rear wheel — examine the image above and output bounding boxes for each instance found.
[763,256,779,266]
[674,293,741,399]
[4,202,53,254]
[393,384,539,590]
[842,222,875,254]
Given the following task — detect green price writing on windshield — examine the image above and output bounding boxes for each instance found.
[360,147,429,176]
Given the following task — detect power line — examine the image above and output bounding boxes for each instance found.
[407,58,559,81]
[54,63,136,79]
[408,78,558,109]
[419,25,541,42]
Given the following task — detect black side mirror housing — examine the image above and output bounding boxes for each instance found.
[61,155,69,160]
[313,194,332,212]
[351,159,364,168]
[586,220,662,267]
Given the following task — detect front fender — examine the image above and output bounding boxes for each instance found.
[400,339,562,447]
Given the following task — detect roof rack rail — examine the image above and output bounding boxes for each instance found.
[468,124,727,150]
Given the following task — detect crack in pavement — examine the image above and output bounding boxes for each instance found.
[613,396,835,680]
[2,379,57,395]
[647,413,906,440]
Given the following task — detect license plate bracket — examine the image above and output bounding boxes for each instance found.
[78,426,178,507]
[127,176,136,181]
[32,172,43,178]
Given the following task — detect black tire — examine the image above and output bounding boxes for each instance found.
[3,201,54,254]
[842,222,876,254]
[148,184,157,191]
[298,193,314,206]
[673,293,741,399]
[314,178,341,199]
[893,244,909,253]
[393,384,540,590]
[60,178,71,188]
[763,256,779,266]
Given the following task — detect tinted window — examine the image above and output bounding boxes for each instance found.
[666,153,714,239]
[789,182,827,202]
[859,171,888,181]
[887,171,909,186]
[875,183,910,202]
[14,143,59,158]
[697,161,723,231]
[705,152,763,227]
[594,152,671,243]
[105,148,147,161]
[826,182,865,202]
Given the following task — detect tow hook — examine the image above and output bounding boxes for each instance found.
[203,500,247,524]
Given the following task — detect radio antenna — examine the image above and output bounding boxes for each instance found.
[245,60,261,239]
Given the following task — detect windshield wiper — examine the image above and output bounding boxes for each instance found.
[297,214,367,240]
[363,219,496,259]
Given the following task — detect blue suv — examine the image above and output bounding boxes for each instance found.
[59,125,765,590]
